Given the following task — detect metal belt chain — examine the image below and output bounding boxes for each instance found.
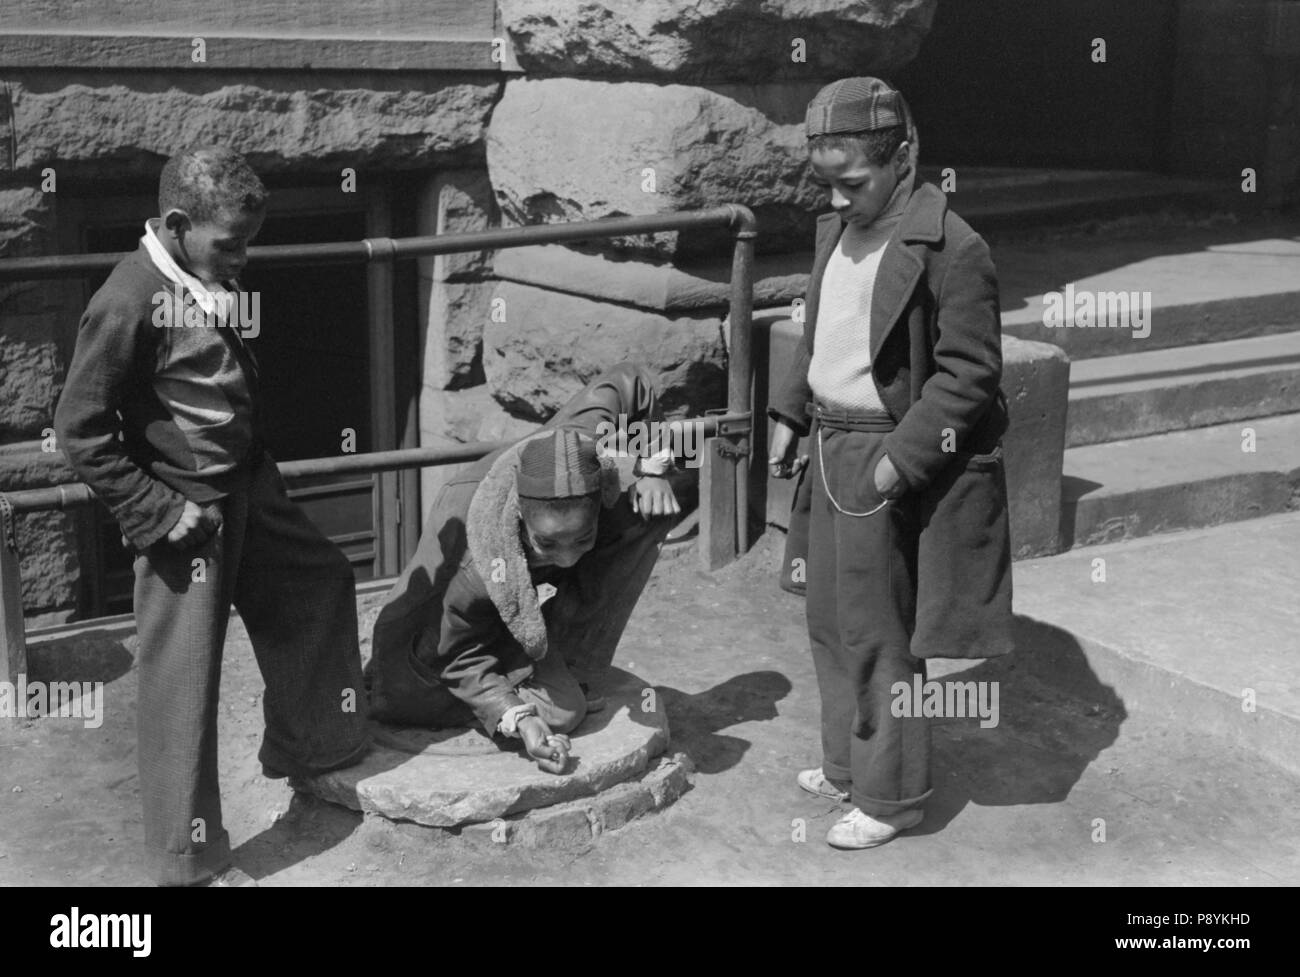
[816,427,891,518]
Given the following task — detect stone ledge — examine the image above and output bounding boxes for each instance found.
[292,666,671,828]
[759,313,1070,559]
[498,0,936,81]
[456,752,694,851]
[494,244,811,313]
[0,33,506,72]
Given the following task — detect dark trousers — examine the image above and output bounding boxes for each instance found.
[132,453,370,885]
[806,420,932,816]
[401,503,674,733]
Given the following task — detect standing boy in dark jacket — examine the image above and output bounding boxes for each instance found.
[54,146,370,885]
[768,78,1014,850]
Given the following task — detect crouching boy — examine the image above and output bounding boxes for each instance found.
[366,364,681,773]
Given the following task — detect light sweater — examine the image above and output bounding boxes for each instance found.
[807,175,913,412]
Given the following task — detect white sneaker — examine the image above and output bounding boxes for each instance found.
[796,768,850,802]
[826,807,924,850]
[202,866,259,887]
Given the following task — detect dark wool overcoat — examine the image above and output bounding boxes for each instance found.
[771,183,1014,660]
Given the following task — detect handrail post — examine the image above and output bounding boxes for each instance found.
[365,197,401,576]
[0,495,28,687]
[727,205,757,557]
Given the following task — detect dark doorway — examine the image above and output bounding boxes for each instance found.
[894,0,1178,171]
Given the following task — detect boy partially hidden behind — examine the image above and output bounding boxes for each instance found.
[54,147,370,886]
[768,78,1015,850]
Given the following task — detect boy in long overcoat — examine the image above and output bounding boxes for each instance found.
[769,78,1014,849]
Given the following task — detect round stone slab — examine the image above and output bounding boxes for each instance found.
[293,667,669,828]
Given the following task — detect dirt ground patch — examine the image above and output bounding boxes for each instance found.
[3,530,1296,886]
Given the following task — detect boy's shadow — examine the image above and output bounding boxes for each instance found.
[231,790,363,880]
[912,615,1127,836]
[655,670,793,775]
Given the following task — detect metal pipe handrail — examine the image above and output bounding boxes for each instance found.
[2,412,752,514]
[0,205,756,678]
[0,205,757,280]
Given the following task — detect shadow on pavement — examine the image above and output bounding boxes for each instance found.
[916,615,1127,835]
[656,669,794,775]
[232,791,363,881]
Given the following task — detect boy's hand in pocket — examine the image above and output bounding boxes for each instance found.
[874,453,905,499]
[166,500,222,549]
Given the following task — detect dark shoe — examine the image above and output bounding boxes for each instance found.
[263,741,372,781]
[578,683,607,713]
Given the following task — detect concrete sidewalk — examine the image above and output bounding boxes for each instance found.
[1012,510,1300,778]
[4,523,1297,885]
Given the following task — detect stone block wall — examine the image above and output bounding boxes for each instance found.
[2,1,942,618]
[0,65,501,621]
[417,0,938,506]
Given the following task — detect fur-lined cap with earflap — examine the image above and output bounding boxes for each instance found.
[464,430,622,660]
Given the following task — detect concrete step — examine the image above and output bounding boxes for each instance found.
[922,166,1227,232]
[1067,331,1300,447]
[998,223,1300,359]
[1062,412,1300,549]
[1011,511,1300,779]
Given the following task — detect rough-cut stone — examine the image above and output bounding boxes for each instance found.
[416,384,540,523]
[494,244,812,313]
[11,510,78,614]
[358,751,692,850]
[416,171,499,396]
[293,667,670,828]
[0,314,64,442]
[0,74,500,179]
[421,280,494,390]
[1000,335,1070,559]
[499,0,937,81]
[9,0,497,38]
[420,384,541,447]
[487,78,828,259]
[0,187,61,315]
[416,169,499,283]
[0,445,81,615]
[483,280,727,420]
[0,187,51,254]
[759,315,1070,559]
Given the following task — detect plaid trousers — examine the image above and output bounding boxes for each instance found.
[132,452,370,886]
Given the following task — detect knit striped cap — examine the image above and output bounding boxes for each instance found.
[516,429,602,499]
[805,77,906,138]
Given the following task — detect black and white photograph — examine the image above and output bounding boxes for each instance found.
[0,0,1294,923]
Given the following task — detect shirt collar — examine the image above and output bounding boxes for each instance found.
[142,219,233,320]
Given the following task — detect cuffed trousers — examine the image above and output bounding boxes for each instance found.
[806,422,932,817]
[132,452,370,885]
